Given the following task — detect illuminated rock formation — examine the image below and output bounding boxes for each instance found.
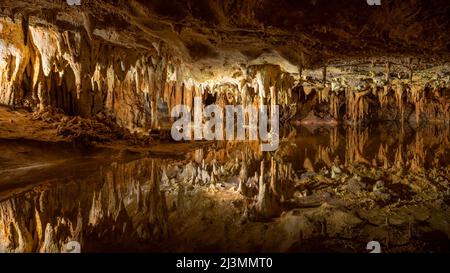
[0,0,448,137]
[0,0,448,253]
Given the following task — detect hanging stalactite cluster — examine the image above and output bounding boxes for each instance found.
[1,16,449,139]
[295,69,449,125]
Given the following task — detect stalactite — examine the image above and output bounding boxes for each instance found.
[410,84,424,124]
[0,17,448,136]
[393,82,406,121]
[346,87,370,124]
[0,17,189,133]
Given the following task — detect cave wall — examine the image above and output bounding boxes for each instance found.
[1,16,449,134]
[294,74,449,125]
[0,17,186,133]
[0,17,298,132]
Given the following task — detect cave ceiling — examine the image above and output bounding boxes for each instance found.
[0,0,449,82]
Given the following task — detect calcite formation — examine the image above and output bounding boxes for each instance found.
[0,16,176,133]
[0,0,448,253]
[0,0,448,135]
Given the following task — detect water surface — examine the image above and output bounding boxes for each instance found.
[0,123,448,252]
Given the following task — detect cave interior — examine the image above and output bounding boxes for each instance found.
[0,0,448,253]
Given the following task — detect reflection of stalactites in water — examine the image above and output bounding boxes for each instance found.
[377,144,389,169]
[0,158,170,252]
[410,130,424,172]
[317,146,333,168]
[148,160,169,240]
[289,124,447,173]
[238,162,248,196]
[408,124,449,172]
[89,191,103,226]
[345,127,370,166]
[256,160,280,219]
[394,144,404,169]
[270,157,279,197]
[330,127,340,153]
[237,155,297,220]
